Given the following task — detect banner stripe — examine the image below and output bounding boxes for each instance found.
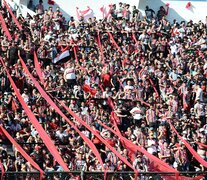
[0,126,44,179]
[0,57,69,172]
[168,119,207,168]
[3,0,22,30]
[34,51,45,85]
[107,32,123,53]
[0,13,12,41]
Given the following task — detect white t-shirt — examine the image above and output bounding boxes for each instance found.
[170,42,178,55]
[147,139,157,154]
[117,7,123,18]
[169,70,179,81]
[194,102,205,116]
[22,93,29,104]
[130,107,142,120]
[64,68,76,80]
[195,88,203,101]
[56,130,68,140]
[76,160,87,171]
[44,34,52,42]
[124,85,134,91]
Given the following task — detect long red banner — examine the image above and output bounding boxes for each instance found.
[0,57,69,171]
[0,13,12,41]
[168,120,207,168]
[3,0,23,30]
[107,32,123,53]
[0,126,44,179]
[97,30,105,63]
[34,51,45,85]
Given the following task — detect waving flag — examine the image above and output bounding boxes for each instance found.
[52,46,70,64]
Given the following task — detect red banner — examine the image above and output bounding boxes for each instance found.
[34,51,45,85]
[76,6,91,20]
[107,32,123,53]
[197,142,207,149]
[99,120,175,171]
[0,13,12,41]
[18,56,104,169]
[3,0,22,30]
[0,126,44,179]
[97,30,105,63]
[73,47,86,71]
[149,78,159,97]
[105,4,112,19]
[132,32,138,45]
[168,120,207,168]
[100,6,105,19]
[79,6,91,15]
[0,57,69,171]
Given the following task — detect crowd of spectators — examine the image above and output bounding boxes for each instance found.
[0,0,207,178]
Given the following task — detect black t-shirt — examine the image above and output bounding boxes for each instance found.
[145,9,155,19]
[9,46,18,59]
[19,33,27,42]
[33,152,44,168]
[133,9,139,17]
[111,75,119,88]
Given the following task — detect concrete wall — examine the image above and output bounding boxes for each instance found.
[5,0,207,23]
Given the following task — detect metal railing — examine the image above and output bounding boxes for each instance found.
[0,171,206,180]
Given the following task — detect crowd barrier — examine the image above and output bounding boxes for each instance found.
[0,171,206,180]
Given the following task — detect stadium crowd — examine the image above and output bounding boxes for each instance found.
[0,0,207,179]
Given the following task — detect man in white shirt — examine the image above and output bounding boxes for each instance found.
[194,35,207,51]
[195,84,203,102]
[116,2,123,20]
[130,102,143,126]
[44,31,53,42]
[194,99,206,127]
[64,63,76,89]
[56,127,68,141]
[76,153,87,171]
[124,80,134,92]
[22,88,30,104]
[169,39,179,57]
[147,133,157,155]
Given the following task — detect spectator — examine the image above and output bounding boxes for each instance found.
[145,6,155,21]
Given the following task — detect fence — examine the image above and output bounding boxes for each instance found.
[1,171,207,180]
